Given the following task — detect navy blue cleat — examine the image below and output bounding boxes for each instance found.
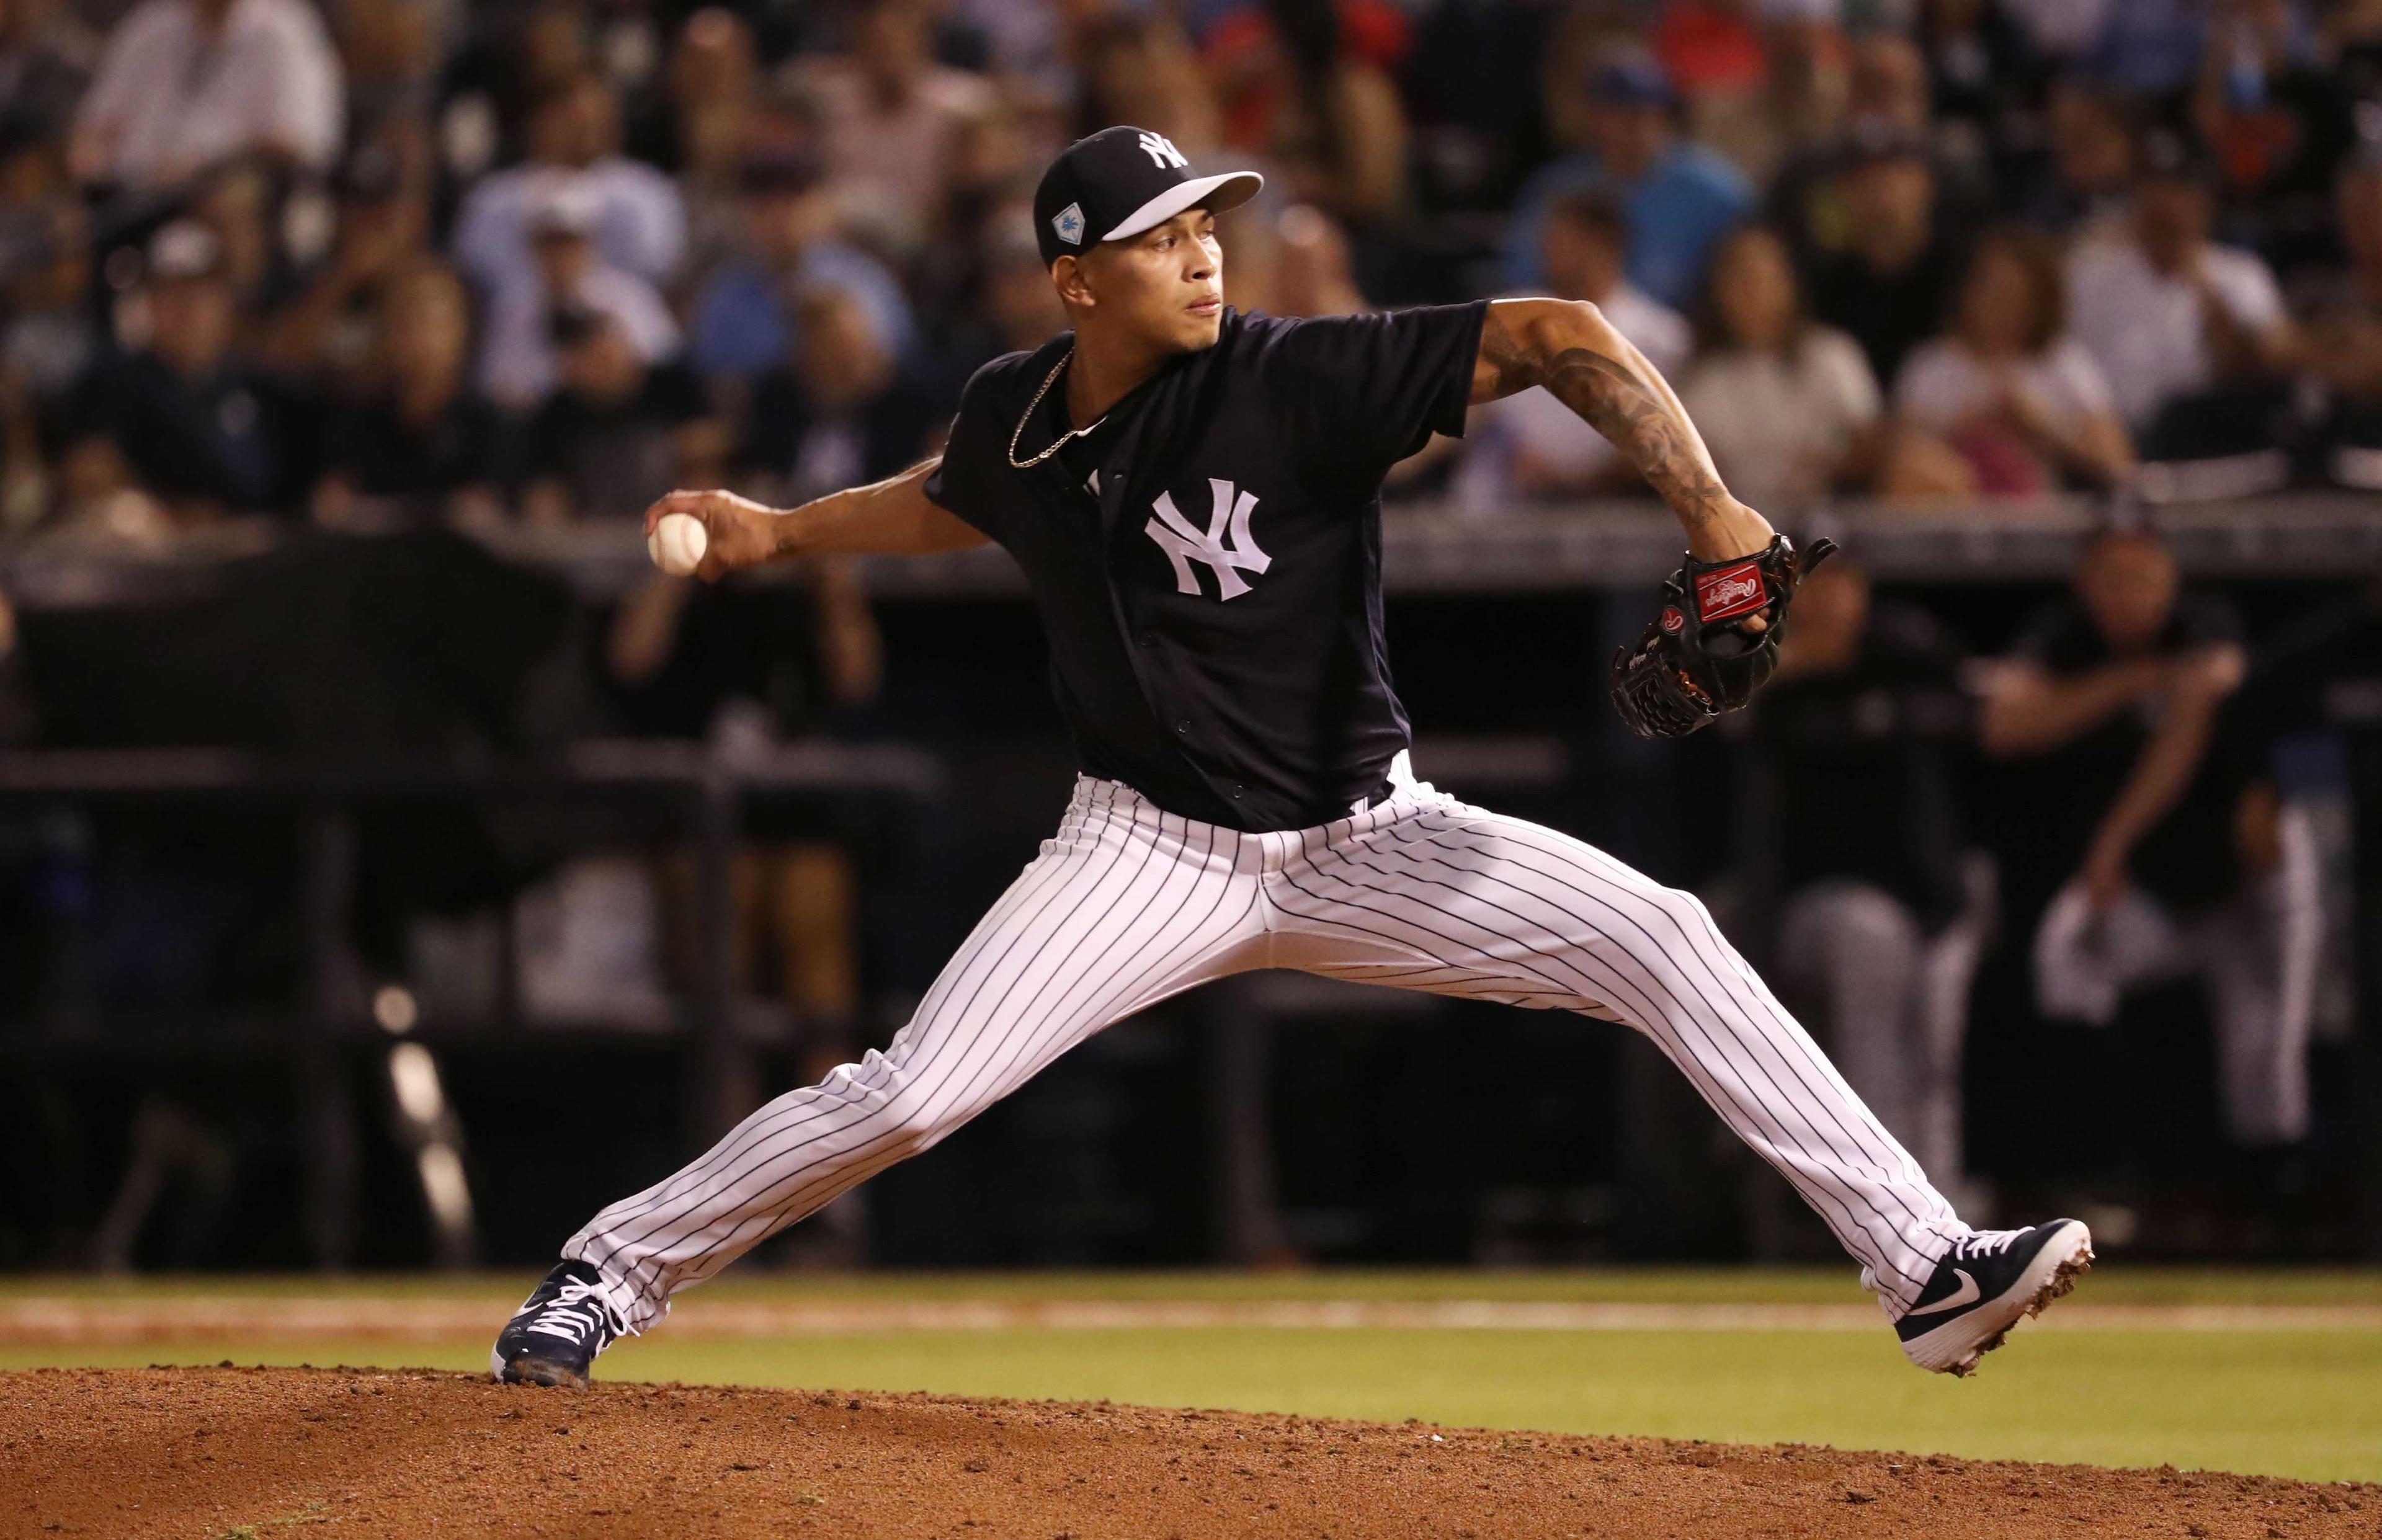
[1897,1219,2094,1376]
[491,1260,623,1387]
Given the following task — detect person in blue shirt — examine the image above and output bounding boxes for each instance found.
[1504,52,1750,309]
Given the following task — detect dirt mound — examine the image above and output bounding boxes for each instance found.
[4,1368,2371,1539]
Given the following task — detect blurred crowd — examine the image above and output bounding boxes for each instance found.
[4,0,2382,540]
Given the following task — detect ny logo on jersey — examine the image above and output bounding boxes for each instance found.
[1145,479,1270,600]
[1137,131,1189,170]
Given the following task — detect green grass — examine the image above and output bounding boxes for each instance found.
[7,1270,2380,1482]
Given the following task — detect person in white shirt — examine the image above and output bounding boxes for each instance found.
[1458,190,1692,507]
[452,74,687,300]
[2065,130,2296,437]
[1894,228,2133,493]
[478,186,680,410]
[70,0,341,190]
[1679,225,1881,513]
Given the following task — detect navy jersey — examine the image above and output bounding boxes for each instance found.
[925,303,1488,832]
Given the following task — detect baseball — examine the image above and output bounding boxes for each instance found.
[647,511,708,577]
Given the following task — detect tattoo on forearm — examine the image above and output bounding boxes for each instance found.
[1541,347,1730,525]
[1479,310,1732,528]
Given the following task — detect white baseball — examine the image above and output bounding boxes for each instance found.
[648,511,708,577]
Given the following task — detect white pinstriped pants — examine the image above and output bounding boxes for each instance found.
[568,772,1963,1330]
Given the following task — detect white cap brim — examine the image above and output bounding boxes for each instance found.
[1100,170,1265,244]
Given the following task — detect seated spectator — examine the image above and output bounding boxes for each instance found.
[1076,12,1221,160]
[2012,76,2139,233]
[259,143,429,381]
[1751,550,1984,1194]
[520,307,718,523]
[452,73,686,300]
[2190,0,2351,277]
[1889,229,2132,494]
[1767,34,1991,272]
[2066,130,2297,456]
[1679,225,1880,511]
[1460,191,1690,504]
[687,151,913,391]
[1505,50,1752,308]
[1807,131,1970,388]
[2305,155,2382,483]
[1919,0,2053,189]
[1200,0,1410,222]
[791,0,993,249]
[0,0,97,147]
[478,185,679,410]
[924,205,1068,395]
[60,221,288,528]
[69,0,342,191]
[1981,528,2315,1182]
[313,260,507,530]
[741,286,942,507]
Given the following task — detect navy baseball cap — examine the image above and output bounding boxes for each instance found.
[1032,125,1264,267]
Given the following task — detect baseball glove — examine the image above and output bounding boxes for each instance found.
[1609,533,1839,740]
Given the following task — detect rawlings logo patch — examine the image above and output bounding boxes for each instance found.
[1660,605,1684,634]
[1695,561,1769,623]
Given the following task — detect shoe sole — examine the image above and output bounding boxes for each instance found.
[1900,1221,2095,1377]
[493,1350,590,1389]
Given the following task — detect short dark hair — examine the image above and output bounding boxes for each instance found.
[1963,227,2068,355]
[1543,190,1628,247]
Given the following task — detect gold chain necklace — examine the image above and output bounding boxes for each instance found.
[1006,347,1108,470]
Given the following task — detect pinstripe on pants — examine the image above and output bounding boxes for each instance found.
[568,773,1963,1331]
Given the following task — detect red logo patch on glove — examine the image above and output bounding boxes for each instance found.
[1660,605,1684,634]
[1694,561,1769,623]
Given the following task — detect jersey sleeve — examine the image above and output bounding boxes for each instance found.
[921,358,1009,541]
[1257,301,1489,488]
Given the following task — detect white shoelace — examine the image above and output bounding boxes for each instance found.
[524,1280,618,1345]
[1949,1229,2023,1262]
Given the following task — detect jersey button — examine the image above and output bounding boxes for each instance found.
[1139,631,1157,649]
[1175,719,1191,734]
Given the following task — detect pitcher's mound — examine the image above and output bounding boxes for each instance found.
[4,1366,2370,1538]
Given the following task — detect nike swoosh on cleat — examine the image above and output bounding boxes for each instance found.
[1905,1268,1981,1317]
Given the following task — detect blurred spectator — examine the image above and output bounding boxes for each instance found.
[2066,129,2296,452]
[686,150,913,391]
[0,162,93,414]
[2069,0,2211,97]
[1919,0,2053,187]
[2015,77,2139,233]
[659,7,768,281]
[1751,552,1984,1193]
[1889,229,2133,494]
[313,260,507,531]
[925,204,1066,391]
[1767,34,1990,272]
[741,285,941,507]
[2304,156,2382,481]
[2192,0,2354,276]
[1076,12,1221,160]
[452,73,686,299]
[1202,0,1410,222]
[1680,225,1880,512]
[261,144,429,380]
[70,0,342,190]
[1807,133,1968,388]
[1461,191,1689,505]
[0,0,97,145]
[60,220,288,528]
[792,0,993,247]
[1265,202,1367,318]
[1650,0,1766,105]
[1981,528,2316,1169]
[520,306,719,523]
[479,185,679,410]
[1506,50,1752,308]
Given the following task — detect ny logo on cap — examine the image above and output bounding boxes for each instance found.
[1051,202,1086,246]
[1146,478,1270,601]
[1137,131,1188,170]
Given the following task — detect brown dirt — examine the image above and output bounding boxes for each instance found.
[2,1368,2374,1540]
